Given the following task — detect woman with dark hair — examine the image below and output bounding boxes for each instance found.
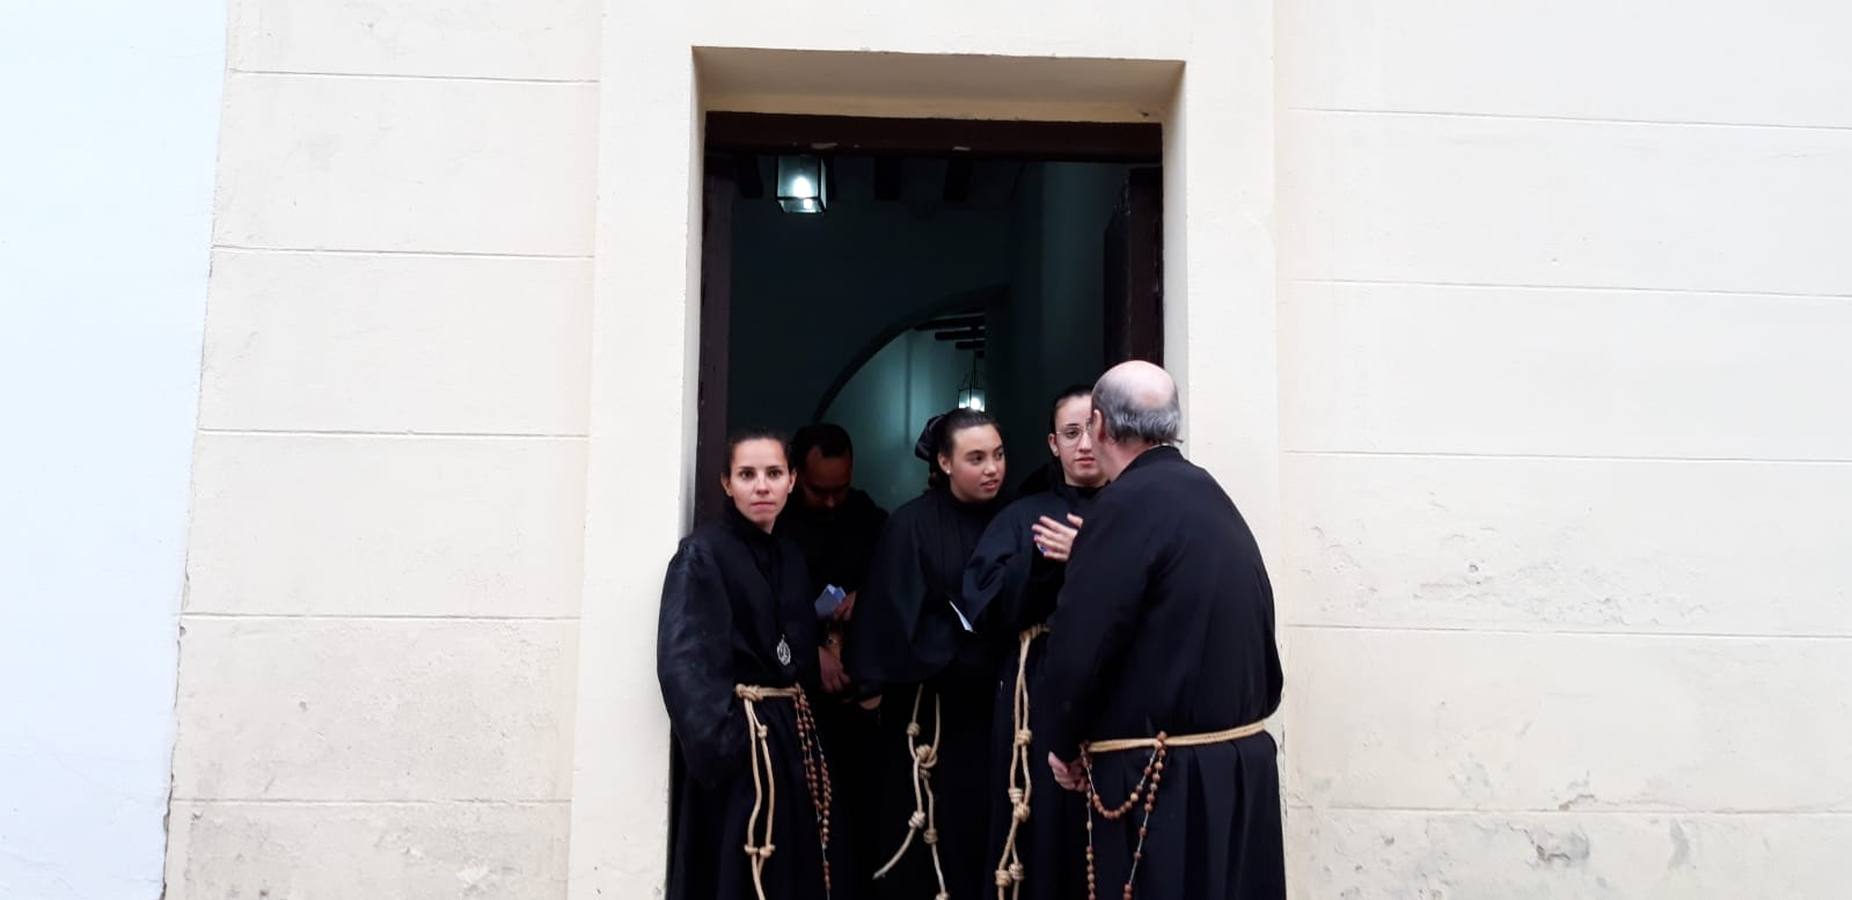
[657,430,846,900]
[964,386,1106,900]
[846,408,1008,900]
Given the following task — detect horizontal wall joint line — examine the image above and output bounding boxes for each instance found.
[1288,106,1852,135]
[1284,622,1852,641]
[170,798,571,806]
[1283,449,1852,466]
[180,613,580,623]
[1288,803,1852,817]
[213,244,594,262]
[197,427,589,441]
[1292,277,1852,302]
[231,68,597,87]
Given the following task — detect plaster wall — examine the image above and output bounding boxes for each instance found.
[1276,1,1852,895]
[165,1,599,896]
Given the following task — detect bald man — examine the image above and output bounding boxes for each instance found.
[1038,361,1285,900]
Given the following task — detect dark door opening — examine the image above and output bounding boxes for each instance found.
[696,113,1163,524]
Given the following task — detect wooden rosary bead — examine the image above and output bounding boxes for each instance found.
[1084,743,1173,900]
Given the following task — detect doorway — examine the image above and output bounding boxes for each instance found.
[696,113,1163,522]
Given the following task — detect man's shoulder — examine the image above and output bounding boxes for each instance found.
[1127,449,1217,487]
[846,488,889,523]
[1105,452,1234,515]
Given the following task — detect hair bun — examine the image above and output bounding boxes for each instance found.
[913,412,949,462]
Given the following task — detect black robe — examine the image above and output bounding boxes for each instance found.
[775,489,890,889]
[776,487,889,597]
[1039,447,1286,900]
[658,506,846,900]
[845,486,1003,900]
[964,478,1099,900]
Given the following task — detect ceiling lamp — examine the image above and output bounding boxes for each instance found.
[956,352,986,412]
[777,155,827,214]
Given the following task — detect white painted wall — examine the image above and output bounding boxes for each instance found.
[0,2,224,898]
[164,1,598,898]
[1278,0,1852,895]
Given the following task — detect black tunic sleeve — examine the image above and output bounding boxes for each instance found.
[962,503,1033,631]
[844,509,927,696]
[1039,494,1156,759]
[656,538,747,788]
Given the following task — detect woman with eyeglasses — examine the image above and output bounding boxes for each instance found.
[963,385,1108,900]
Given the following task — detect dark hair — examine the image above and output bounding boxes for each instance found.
[791,423,853,466]
[1048,384,1093,433]
[917,408,1000,489]
[724,427,790,472]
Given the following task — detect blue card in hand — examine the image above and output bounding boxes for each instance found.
[814,584,847,618]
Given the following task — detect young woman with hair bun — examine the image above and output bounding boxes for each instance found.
[845,408,1008,900]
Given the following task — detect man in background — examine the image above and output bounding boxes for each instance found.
[776,422,889,888]
[778,423,888,672]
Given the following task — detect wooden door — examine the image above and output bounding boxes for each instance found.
[1102,166,1164,365]
[693,157,734,527]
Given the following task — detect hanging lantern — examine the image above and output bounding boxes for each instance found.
[777,155,827,214]
[956,351,986,411]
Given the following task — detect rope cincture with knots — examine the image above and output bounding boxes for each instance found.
[1079,721,1267,900]
[993,623,1048,900]
[736,684,834,900]
[872,684,951,900]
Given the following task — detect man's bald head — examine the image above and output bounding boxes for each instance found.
[1090,361,1181,470]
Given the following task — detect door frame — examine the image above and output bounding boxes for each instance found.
[572,36,1281,900]
[695,112,1165,524]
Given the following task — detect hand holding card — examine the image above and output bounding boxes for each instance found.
[813,584,847,619]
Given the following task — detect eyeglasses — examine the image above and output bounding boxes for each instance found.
[1055,427,1087,446]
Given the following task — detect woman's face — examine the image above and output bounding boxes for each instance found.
[939,424,1005,503]
[722,438,793,531]
[1046,395,1103,487]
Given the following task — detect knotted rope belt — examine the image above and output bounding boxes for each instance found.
[1079,721,1267,900]
[735,684,834,900]
[993,623,1049,899]
[872,684,950,900]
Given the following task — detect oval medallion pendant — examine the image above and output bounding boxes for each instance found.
[776,636,792,667]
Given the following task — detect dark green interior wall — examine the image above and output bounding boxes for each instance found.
[992,162,1129,494]
[727,158,1129,506]
[726,158,1012,437]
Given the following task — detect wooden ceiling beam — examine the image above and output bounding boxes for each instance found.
[706,112,1162,163]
